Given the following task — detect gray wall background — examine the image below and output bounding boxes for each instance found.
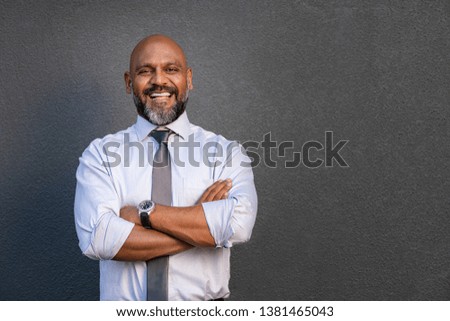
[0,0,449,300]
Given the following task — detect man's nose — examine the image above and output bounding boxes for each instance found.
[150,69,167,86]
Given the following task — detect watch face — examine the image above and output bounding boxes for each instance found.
[139,200,154,211]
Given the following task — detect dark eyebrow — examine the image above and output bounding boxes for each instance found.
[135,61,183,72]
[164,60,183,67]
[134,63,153,72]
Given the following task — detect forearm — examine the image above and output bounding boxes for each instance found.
[118,180,230,253]
[151,204,215,247]
[113,225,192,261]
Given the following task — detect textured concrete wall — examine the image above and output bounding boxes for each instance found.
[0,0,449,300]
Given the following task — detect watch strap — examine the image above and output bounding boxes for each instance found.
[140,211,152,229]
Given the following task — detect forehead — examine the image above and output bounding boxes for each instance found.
[130,39,187,70]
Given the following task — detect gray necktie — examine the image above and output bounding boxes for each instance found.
[147,128,172,301]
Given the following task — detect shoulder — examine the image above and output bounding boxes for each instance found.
[189,123,237,148]
[188,123,250,164]
[80,124,137,162]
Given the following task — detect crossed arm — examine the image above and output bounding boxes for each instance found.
[113,179,232,261]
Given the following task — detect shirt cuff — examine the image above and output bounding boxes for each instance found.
[83,212,135,260]
[201,198,236,248]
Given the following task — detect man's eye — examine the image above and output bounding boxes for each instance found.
[166,67,179,73]
[138,69,150,75]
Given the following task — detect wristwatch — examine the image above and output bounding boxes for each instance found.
[137,200,155,229]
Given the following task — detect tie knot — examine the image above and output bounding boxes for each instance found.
[150,128,172,145]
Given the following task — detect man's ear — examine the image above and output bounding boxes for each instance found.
[124,72,132,94]
[187,68,193,90]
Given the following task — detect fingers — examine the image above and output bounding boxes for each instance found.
[120,206,140,225]
[198,179,232,203]
[120,206,133,218]
[212,179,232,201]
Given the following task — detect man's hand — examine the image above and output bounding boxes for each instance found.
[197,179,232,204]
[120,206,140,225]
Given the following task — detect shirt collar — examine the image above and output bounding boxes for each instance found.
[135,111,191,141]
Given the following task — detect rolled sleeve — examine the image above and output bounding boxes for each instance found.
[202,199,235,247]
[74,141,134,260]
[202,141,258,248]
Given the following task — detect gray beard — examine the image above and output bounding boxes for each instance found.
[133,93,188,126]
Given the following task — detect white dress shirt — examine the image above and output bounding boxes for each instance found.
[74,112,257,300]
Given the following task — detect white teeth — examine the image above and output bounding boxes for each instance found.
[150,92,171,98]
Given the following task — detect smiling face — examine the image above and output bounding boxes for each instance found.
[124,35,193,125]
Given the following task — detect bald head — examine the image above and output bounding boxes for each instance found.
[129,34,188,73]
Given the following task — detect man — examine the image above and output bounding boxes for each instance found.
[74,34,257,300]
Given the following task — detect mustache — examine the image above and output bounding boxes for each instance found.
[143,85,178,97]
